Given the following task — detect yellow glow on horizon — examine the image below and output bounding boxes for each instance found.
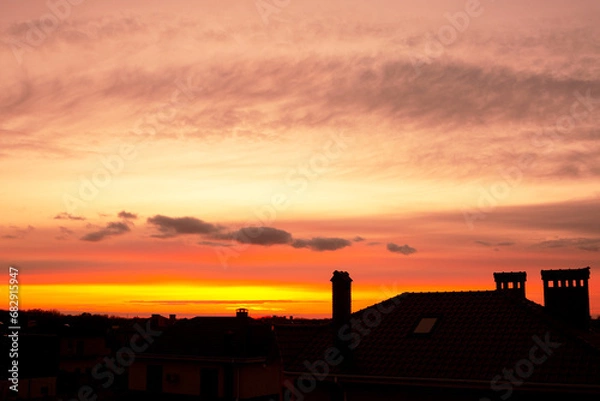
[17,281,514,317]
[20,283,332,316]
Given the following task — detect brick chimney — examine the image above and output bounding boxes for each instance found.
[541,267,591,330]
[493,271,527,298]
[331,271,352,328]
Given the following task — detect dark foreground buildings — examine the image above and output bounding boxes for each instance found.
[2,267,599,400]
[277,267,600,400]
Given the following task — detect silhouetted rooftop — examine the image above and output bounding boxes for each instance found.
[145,316,273,358]
[279,290,600,390]
[273,322,328,368]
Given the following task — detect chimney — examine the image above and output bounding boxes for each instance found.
[331,271,354,370]
[236,308,249,319]
[493,271,527,298]
[541,267,591,330]
[331,271,352,328]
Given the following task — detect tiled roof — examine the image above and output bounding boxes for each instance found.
[274,323,328,367]
[284,291,600,387]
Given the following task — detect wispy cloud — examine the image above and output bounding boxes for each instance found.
[475,240,514,247]
[80,221,130,242]
[55,226,75,241]
[462,198,600,235]
[127,299,321,305]
[54,212,85,221]
[1,225,35,240]
[534,237,600,252]
[198,240,234,248]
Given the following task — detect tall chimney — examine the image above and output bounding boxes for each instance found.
[541,267,591,330]
[331,271,354,370]
[331,271,352,327]
[493,271,527,298]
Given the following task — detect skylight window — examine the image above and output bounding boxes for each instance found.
[413,317,438,334]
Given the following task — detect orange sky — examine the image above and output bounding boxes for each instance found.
[1,0,599,318]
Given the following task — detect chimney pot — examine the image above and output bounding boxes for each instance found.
[493,271,527,298]
[541,267,591,329]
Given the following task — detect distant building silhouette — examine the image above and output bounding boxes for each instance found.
[128,311,279,401]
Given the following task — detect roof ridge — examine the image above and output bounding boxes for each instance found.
[350,290,502,317]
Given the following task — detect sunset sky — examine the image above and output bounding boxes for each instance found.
[1,0,599,318]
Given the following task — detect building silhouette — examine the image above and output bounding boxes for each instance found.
[2,267,598,400]
[127,308,280,401]
[275,267,600,400]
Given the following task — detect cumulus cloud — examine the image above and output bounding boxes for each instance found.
[291,237,352,251]
[147,215,219,238]
[118,211,138,220]
[353,236,365,242]
[215,227,292,246]
[387,243,417,255]
[80,221,130,242]
[54,212,85,221]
